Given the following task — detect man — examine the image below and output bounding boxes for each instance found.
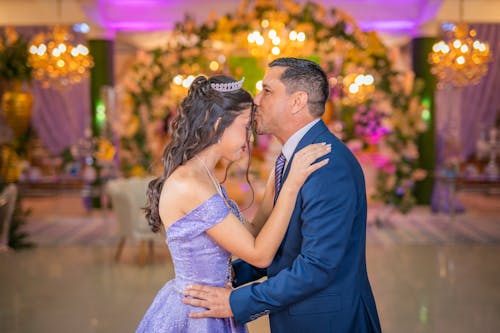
[184,57,381,332]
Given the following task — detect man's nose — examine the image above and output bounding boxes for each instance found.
[254,92,262,105]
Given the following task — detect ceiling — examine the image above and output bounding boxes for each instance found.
[0,0,499,47]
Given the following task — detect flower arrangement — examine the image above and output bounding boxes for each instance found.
[0,27,35,250]
[373,77,428,212]
[0,26,33,184]
[118,49,180,176]
[119,0,428,212]
[118,18,216,176]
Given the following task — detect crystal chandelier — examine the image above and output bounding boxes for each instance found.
[428,1,492,88]
[28,25,93,88]
[246,11,308,60]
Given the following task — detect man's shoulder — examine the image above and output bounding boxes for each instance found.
[315,132,358,165]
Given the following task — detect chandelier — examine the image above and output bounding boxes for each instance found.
[28,25,93,88]
[428,1,492,88]
[246,11,309,60]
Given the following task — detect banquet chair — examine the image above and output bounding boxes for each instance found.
[105,177,159,265]
[0,184,17,251]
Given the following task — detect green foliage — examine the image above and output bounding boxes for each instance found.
[228,56,264,92]
[0,28,32,82]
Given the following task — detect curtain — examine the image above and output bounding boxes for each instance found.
[14,27,91,154]
[460,23,500,158]
[31,79,90,154]
[432,23,500,212]
[435,23,500,165]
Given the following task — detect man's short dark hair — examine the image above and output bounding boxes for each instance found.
[269,57,329,117]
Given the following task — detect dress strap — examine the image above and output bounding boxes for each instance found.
[193,156,245,222]
[194,155,227,203]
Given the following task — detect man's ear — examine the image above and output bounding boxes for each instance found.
[290,91,308,114]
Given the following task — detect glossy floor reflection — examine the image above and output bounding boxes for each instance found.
[1,243,500,332]
[1,192,500,332]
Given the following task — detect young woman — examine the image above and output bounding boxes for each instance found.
[137,75,330,332]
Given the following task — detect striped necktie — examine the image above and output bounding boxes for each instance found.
[274,152,286,204]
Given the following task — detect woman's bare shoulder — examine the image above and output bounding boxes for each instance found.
[159,165,218,225]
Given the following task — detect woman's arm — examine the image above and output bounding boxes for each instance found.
[243,171,275,237]
[230,157,358,324]
[206,143,330,268]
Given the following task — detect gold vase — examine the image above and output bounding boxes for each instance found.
[1,80,33,138]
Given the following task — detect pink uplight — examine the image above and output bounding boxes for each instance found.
[359,20,415,32]
[102,0,169,5]
[105,21,174,31]
[97,0,180,31]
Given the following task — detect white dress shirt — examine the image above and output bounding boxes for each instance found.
[281,118,321,169]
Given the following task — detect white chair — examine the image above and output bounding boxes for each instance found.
[105,177,159,264]
[0,184,17,251]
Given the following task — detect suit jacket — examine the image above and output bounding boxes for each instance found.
[230,120,382,333]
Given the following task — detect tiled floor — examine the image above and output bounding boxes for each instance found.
[1,193,499,332]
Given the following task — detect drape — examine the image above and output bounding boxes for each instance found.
[31,79,89,154]
[14,27,90,154]
[460,23,500,157]
[432,23,500,212]
[435,23,500,165]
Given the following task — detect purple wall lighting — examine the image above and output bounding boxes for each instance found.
[90,0,444,33]
[359,20,417,33]
[97,0,182,31]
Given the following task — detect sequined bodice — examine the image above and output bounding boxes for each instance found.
[165,186,243,292]
[136,186,247,333]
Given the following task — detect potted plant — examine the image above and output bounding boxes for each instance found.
[0,27,34,250]
[0,26,33,138]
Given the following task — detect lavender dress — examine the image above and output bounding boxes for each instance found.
[136,188,247,333]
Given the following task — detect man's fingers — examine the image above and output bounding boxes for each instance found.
[185,284,211,292]
[182,297,208,308]
[183,289,207,299]
[183,285,211,299]
[184,289,208,298]
[189,310,212,319]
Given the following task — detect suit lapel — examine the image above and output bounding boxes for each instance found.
[272,120,329,258]
[281,120,329,183]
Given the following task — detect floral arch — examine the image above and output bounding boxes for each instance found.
[118,0,427,212]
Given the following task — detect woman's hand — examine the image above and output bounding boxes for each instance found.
[284,143,331,192]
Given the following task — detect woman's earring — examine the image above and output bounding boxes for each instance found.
[217,139,221,144]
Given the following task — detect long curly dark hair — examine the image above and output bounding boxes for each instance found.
[145,75,254,232]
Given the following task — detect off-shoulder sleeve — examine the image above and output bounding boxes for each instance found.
[190,194,230,232]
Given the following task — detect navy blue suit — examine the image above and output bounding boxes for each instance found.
[230,121,381,333]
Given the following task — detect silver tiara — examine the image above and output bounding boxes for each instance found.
[210,77,245,92]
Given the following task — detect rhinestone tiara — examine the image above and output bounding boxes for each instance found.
[210,77,245,92]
